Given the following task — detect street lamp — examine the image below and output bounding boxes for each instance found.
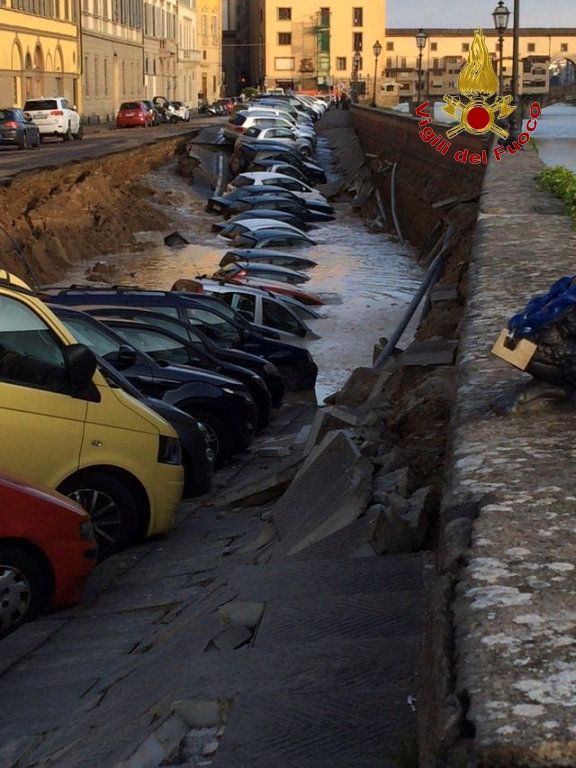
[415,28,427,104]
[371,39,382,108]
[492,0,510,95]
[511,0,520,131]
[352,49,361,103]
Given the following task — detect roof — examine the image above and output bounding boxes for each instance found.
[386,28,576,37]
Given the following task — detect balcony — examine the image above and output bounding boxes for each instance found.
[179,48,202,63]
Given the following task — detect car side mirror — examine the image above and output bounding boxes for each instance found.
[117,344,138,370]
[63,343,97,391]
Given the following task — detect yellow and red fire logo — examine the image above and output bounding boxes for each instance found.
[442,28,515,140]
[416,28,541,165]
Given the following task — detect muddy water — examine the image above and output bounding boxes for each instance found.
[64,136,423,402]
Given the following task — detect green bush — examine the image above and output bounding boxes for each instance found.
[536,165,576,222]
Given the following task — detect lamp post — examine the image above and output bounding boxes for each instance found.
[352,49,361,103]
[511,0,520,131]
[492,0,510,95]
[370,39,382,107]
[415,28,427,104]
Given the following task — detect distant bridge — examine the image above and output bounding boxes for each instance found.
[541,84,576,106]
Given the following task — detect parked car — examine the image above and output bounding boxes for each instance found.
[85,306,285,408]
[245,161,312,184]
[168,101,190,122]
[212,209,314,233]
[229,172,327,203]
[0,108,41,150]
[217,218,311,242]
[96,358,214,496]
[232,227,317,249]
[230,144,327,182]
[0,271,184,555]
[51,305,259,464]
[141,100,162,126]
[116,101,154,129]
[0,473,97,638]
[234,125,314,155]
[22,97,82,141]
[220,248,317,271]
[214,98,236,115]
[196,281,319,340]
[98,318,273,429]
[209,193,335,223]
[215,261,311,285]
[48,288,318,391]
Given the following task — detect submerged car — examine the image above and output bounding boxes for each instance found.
[215,261,310,285]
[217,218,310,242]
[231,227,317,249]
[212,209,315,233]
[229,172,328,203]
[0,473,96,638]
[220,248,317,270]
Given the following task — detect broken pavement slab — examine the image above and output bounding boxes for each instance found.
[401,339,458,367]
[270,429,374,558]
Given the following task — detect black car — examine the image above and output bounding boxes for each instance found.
[141,100,161,125]
[208,189,334,219]
[0,108,40,150]
[230,144,327,183]
[97,357,214,496]
[84,306,285,407]
[221,195,335,223]
[49,289,318,391]
[51,305,258,464]
[97,317,273,429]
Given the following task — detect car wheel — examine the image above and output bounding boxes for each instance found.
[73,124,84,140]
[18,131,28,150]
[59,470,139,556]
[184,409,230,467]
[62,123,72,142]
[0,545,49,639]
[33,130,41,148]
[182,450,211,498]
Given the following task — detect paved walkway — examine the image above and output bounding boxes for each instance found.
[436,147,576,766]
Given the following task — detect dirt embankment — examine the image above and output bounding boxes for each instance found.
[0,139,186,284]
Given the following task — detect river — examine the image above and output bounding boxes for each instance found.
[64,130,423,403]
[531,103,576,172]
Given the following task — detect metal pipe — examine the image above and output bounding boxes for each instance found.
[390,162,404,243]
[372,225,456,369]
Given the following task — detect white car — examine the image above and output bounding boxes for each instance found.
[22,97,82,141]
[167,101,190,122]
[233,126,314,155]
[228,172,327,203]
[196,280,318,340]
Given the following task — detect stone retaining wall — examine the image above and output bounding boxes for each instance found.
[422,146,576,766]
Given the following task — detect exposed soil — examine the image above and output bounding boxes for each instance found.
[0,138,188,284]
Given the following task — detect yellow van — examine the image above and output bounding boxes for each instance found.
[0,272,184,553]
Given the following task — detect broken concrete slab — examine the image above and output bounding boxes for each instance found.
[372,466,410,502]
[401,340,458,367]
[372,486,432,555]
[324,363,397,407]
[270,429,374,558]
[163,231,190,248]
[217,454,303,508]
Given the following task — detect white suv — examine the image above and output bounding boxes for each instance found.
[22,97,83,142]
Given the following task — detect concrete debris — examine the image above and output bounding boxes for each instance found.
[172,699,232,729]
[324,364,397,408]
[271,429,374,558]
[304,405,364,452]
[373,336,404,364]
[372,486,432,555]
[208,625,253,651]
[372,466,410,503]
[401,340,458,367]
[218,600,265,628]
[164,231,190,248]
[256,445,291,459]
[218,454,303,508]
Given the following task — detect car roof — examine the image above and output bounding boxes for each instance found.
[223,218,301,231]
[237,172,305,183]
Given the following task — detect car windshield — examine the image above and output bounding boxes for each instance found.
[120,102,141,110]
[23,99,58,110]
[184,308,240,345]
[111,326,190,365]
[60,315,123,359]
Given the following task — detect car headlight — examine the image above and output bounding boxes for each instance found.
[196,423,216,463]
[264,362,280,377]
[79,520,95,541]
[158,435,182,465]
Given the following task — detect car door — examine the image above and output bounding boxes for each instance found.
[0,294,87,488]
[261,296,311,340]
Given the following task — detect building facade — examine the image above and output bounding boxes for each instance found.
[81,0,144,119]
[177,0,200,107]
[0,0,80,108]
[198,0,222,102]
[384,28,576,103]
[249,1,386,94]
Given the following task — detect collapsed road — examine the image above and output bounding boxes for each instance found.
[0,108,479,767]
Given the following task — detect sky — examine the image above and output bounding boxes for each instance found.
[386,0,575,28]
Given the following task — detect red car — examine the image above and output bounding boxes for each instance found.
[0,474,97,638]
[116,101,154,129]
